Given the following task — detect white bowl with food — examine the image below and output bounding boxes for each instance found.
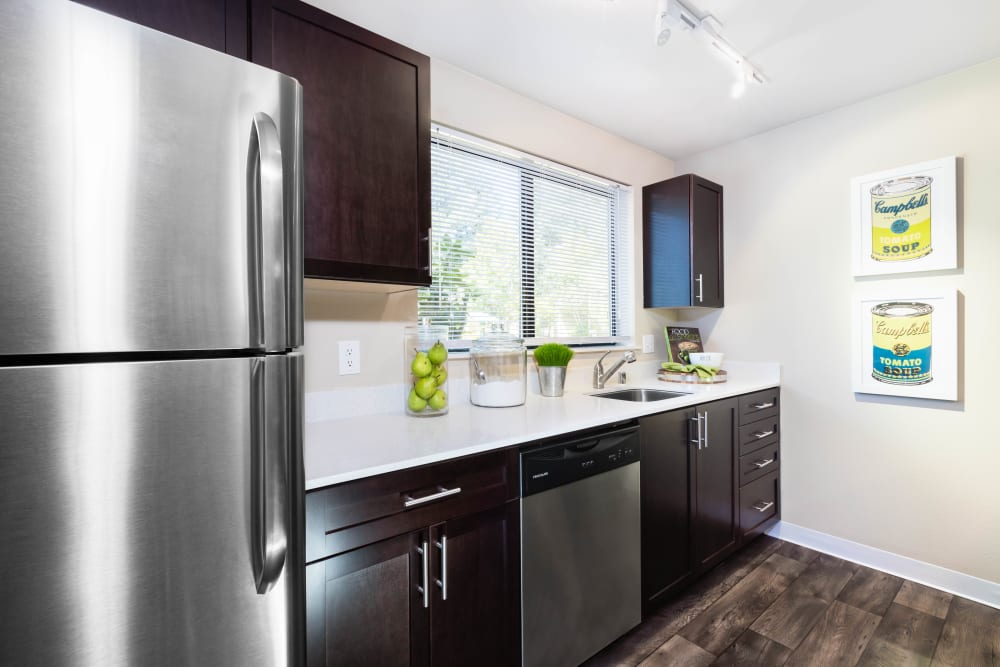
[688,352,724,369]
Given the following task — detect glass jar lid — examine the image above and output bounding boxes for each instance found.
[471,331,525,352]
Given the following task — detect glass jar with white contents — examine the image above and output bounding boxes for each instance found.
[469,332,526,408]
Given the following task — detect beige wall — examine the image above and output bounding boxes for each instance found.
[673,58,1000,583]
[304,60,676,392]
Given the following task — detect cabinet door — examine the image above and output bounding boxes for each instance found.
[71,0,247,57]
[642,174,724,308]
[429,503,520,667]
[691,177,724,308]
[692,399,738,569]
[643,177,692,308]
[306,531,430,667]
[252,0,431,285]
[640,409,696,609]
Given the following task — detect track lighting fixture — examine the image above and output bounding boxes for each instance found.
[654,0,767,96]
[654,0,699,46]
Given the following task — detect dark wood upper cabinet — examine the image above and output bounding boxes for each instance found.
[71,0,248,57]
[251,0,432,285]
[643,174,724,308]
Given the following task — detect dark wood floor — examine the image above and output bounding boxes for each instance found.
[583,536,1000,666]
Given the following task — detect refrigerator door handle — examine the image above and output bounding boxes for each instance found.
[250,357,289,594]
[247,112,286,352]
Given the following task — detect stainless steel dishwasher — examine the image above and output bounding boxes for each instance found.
[520,423,641,667]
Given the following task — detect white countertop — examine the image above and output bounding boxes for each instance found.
[304,361,781,490]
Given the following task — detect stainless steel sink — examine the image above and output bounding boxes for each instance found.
[592,388,690,402]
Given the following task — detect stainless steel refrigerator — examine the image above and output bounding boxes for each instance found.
[0,1,305,664]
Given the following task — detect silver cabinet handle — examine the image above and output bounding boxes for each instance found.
[416,541,429,608]
[689,414,702,449]
[695,273,704,303]
[750,401,774,409]
[426,230,433,276]
[751,430,775,439]
[753,458,775,469]
[703,411,710,449]
[752,501,774,513]
[435,535,448,601]
[403,485,462,508]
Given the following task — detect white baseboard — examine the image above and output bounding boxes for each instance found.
[766,521,1000,610]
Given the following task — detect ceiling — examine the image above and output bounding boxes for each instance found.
[308,0,1000,159]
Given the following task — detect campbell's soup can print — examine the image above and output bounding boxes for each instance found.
[870,176,932,262]
[871,302,933,385]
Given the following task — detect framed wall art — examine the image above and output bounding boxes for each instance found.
[851,156,957,276]
[852,289,958,401]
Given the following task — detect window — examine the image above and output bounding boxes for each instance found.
[419,126,633,348]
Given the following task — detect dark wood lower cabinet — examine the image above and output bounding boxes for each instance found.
[640,409,695,605]
[641,397,747,613]
[306,532,427,667]
[429,505,519,667]
[306,503,518,666]
[305,447,519,667]
[692,398,738,569]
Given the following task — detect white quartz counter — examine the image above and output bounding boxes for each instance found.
[304,361,780,490]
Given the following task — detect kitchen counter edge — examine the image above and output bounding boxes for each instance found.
[305,364,780,490]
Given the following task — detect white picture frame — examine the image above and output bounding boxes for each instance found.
[851,156,957,276]
[852,289,958,401]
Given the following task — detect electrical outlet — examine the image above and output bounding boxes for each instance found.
[338,340,361,375]
[642,334,655,354]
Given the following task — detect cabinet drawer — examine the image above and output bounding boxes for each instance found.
[306,449,517,562]
[739,471,779,538]
[739,443,779,486]
[738,388,780,425]
[738,415,780,455]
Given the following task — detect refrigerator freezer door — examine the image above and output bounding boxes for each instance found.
[0,355,304,666]
[0,0,303,356]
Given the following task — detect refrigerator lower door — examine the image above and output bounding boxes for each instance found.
[0,0,303,356]
[0,355,303,666]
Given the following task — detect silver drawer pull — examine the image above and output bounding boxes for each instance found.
[750,401,774,409]
[751,430,775,439]
[752,458,775,469]
[403,485,462,508]
[752,501,774,513]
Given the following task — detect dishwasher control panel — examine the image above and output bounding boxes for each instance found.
[520,425,640,496]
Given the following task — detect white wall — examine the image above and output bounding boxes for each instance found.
[304,60,676,392]
[673,58,1000,583]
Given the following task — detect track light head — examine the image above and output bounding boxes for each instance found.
[654,0,698,47]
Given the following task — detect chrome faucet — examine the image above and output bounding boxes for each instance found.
[593,350,637,389]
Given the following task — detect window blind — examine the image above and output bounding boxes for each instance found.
[419,125,632,348]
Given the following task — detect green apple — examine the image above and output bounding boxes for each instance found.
[407,389,427,412]
[414,376,437,400]
[431,365,448,386]
[410,351,432,378]
[428,389,447,410]
[427,341,448,365]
